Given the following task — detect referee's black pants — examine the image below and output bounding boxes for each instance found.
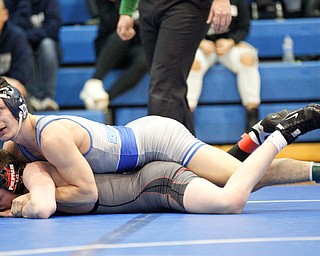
[139,0,211,135]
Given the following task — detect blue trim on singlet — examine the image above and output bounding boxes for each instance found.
[35,116,47,148]
[34,115,94,156]
[182,141,206,166]
[17,144,43,161]
[114,126,138,173]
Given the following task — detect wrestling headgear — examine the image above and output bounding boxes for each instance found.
[0,85,28,121]
[0,162,25,194]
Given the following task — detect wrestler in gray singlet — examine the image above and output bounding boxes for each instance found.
[18,115,205,173]
[92,161,198,213]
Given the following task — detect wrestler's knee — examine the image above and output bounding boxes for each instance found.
[222,191,247,214]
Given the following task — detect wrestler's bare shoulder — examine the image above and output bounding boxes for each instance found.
[33,115,91,153]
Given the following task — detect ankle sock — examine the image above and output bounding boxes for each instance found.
[265,130,288,152]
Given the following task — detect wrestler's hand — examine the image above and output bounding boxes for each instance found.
[117,15,136,41]
[0,209,13,217]
[207,0,231,34]
[10,194,30,217]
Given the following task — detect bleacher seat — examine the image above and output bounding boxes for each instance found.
[60,26,97,64]
[57,61,320,107]
[59,0,89,25]
[109,103,320,144]
[59,18,320,65]
[56,61,320,144]
[56,68,148,107]
[202,61,320,104]
[247,18,320,58]
[194,103,320,144]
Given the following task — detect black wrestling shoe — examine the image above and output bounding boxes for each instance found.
[251,109,290,144]
[276,103,320,144]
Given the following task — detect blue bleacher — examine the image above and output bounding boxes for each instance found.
[59,0,89,25]
[246,18,320,58]
[57,67,148,108]
[58,0,320,61]
[60,26,97,64]
[57,61,320,108]
[59,18,320,64]
[56,61,320,144]
[104,103,320,144]
[194,103,320,144]
[56,0,320,144]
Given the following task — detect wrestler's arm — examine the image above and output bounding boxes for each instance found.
[39,124,98,206]
[0,161,96,218]
[8,162,56,218]
[45,162,96,214]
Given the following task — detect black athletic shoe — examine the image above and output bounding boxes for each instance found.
[276,103,320,144]
[251,109,290,144]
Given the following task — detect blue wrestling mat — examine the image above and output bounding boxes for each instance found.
[1,185,320,256]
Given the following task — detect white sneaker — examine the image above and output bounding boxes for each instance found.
[80,79,109,111]
[41,97,60,111]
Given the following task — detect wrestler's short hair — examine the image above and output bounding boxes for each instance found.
[0,77,28,121]
[0,148,18,168]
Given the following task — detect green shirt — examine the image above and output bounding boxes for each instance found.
[119,0,139,16]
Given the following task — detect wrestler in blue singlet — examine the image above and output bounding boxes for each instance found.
[18,115,205,174]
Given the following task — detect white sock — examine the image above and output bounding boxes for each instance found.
[265,130,287,152]
[309,162,315,182]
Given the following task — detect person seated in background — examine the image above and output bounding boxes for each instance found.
[80,0,147,113]
[187,0,261,132]
[6,0,62,111]
[0,0,32,97]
